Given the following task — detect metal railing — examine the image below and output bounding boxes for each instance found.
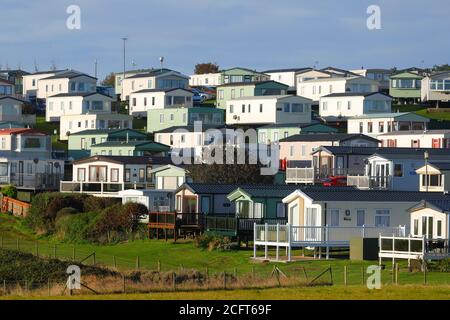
[285,167,315,184]
[60,181,154,194]
[0,173,61,190]
[205,216,288,236]
[347,175,392,190]
[379,235,450,261]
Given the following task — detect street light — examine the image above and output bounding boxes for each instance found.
[424,151,429,192]
[121,37,128,98]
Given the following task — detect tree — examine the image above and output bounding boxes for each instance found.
[102,72,115,87]
[194,62,220,75]
[432,64,450,72]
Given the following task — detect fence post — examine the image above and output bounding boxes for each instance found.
[287,223,292,262]
[264,223,268,260]
[395,263,399,285]
[325,225,330,260]
[172,272,176,291]
[344,266,347,286]
[136,256,140,270]
[157,260,161,272]
[113,256,117,268]
[253,223,257,259]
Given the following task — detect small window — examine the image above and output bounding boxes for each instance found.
[375,209,390,227]
[229,105,234,113]
[124,169,131,182]
[111,168,119,182]
[413,219,419,236]
[330,209,339,226]
[357,209,365,227]
[259,104,263,112]
[394,164,403,177]
[437,220,442,237]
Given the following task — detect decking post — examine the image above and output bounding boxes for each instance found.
[264,223,268,260]
[287,224,291,262]
[325,224,329,260]
[276,223,279,261]
[392,233,395,270]
[253,223,257,259]
[408,236,411,268]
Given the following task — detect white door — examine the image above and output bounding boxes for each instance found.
[289,204,299,241]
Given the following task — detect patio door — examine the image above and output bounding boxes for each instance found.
[374,162,389,188]
[336,156,344,175]
[201,196,211,214]
[421,216,436,239]
[305,207,319,241]
[289,204,299,241]
[18,161,24,186]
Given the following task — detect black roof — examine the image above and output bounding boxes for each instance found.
[314,146,450,157]
[132,88,192,94]
[425,200,450,212]
[279,133,379,143]
[262,67,312,73]
[74,155,157,165]
[179,183,304,196]
[429,162,450,171]
[155,124,227,133]
[299,187,450,202]
[126,69,178,79]
[217,80,288,88]
[42,70,96,80]
[257,121,322,129]
[322,92,392,98]
[0,96,27,103]
[49,92,112,99]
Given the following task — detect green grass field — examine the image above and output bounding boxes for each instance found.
[1,214,449,289]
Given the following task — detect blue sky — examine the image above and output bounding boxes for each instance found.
[1,0,449,79]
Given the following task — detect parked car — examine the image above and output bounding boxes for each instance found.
[192,92,207,103]
[321,176,347,187]
[191,88,213,101]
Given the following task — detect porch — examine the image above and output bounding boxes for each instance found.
[148,212,203,240]
[378,235,450,266]
[253,224,406,261]
[0,173,61,190]
[347,175,392,190]
[60,181,155,196]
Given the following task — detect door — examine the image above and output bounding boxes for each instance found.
[18,161,24,186]
[336,156,344,175]
[305,207,319,241]
[201,196,211,214]
[289,204,299,241]
[422,216,434,239]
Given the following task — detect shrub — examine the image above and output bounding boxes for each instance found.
[120,202,148,233]
[195,234,236,251]
[55,211,98,242]
[1,185,17,199]
[84,197,120,213]
[25,192,88,234]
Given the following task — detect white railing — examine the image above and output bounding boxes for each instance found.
[379,235,450,262]
[347,175,392,190]
[255,224,405,246]
[254,223,406,261]
[60,181,154,195]
[285,167,315,184]
[1,173,61,190]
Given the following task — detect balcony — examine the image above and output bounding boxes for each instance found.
[285,167,315,184]
[0,173,61,190]
[347,175,392,190]
[60,181,155,196]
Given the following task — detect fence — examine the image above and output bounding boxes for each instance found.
[0,196,31,217]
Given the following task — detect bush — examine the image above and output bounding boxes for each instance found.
[55,211,98,242]
[84,197,120,213]
[25,193,88,234]
[1,185,17,199]
[195,234,236,251]
[120,202,148,233]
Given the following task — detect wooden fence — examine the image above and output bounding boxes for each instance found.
[1,196,31,217]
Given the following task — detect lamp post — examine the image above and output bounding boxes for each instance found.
[424,151,429,192]
[121,37,128,98]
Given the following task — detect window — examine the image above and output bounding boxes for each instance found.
[337,101,342,111]
[301,145,306,156]
[110,168,119,182]
[77,168,86,182]
[132,98,136,106]
[170,113,174,121]
[152,97,155,106]
[330,209,339,226]
[124,169,131,182]
[437,220,442,237]
[375,209,390,227]
[139,168,145,182]
[347,101,351,110]
[283,103,290,112]
[248,104,251,113]
[276,203,286,218]
[242,104,245,113]
[218,90,224,99]
[394,164,403,177]
[144,97,147,106]
[367,122,373,133]
[289,146,294,157]
[413,219,419,236]
[359,122,363,133]
[231,89,235,99]
[240,89,244,97]
[169,135,174,145]
[357,209,365,226]
[80,138,86,149]
[322,102,327,111]
[379,122,384,133]
[159,114,164,123]
[291,103,303,112]
[253,203,264,219]
[229,105,234,113]
[181,134,185,143]
[259,104,263,112]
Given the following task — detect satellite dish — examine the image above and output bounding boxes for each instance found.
[233,115,238,120]
[159,56,164,63]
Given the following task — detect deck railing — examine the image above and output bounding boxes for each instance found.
[60,181,154,195]
[285,168,315,184]
[1,173,61,190]
[347,175,392,190]
[379,235,450,261]
[205,216,288,236]
[148,212,204,229]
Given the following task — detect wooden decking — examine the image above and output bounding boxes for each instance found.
[148,212,203,241]
[1,196,31,217]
